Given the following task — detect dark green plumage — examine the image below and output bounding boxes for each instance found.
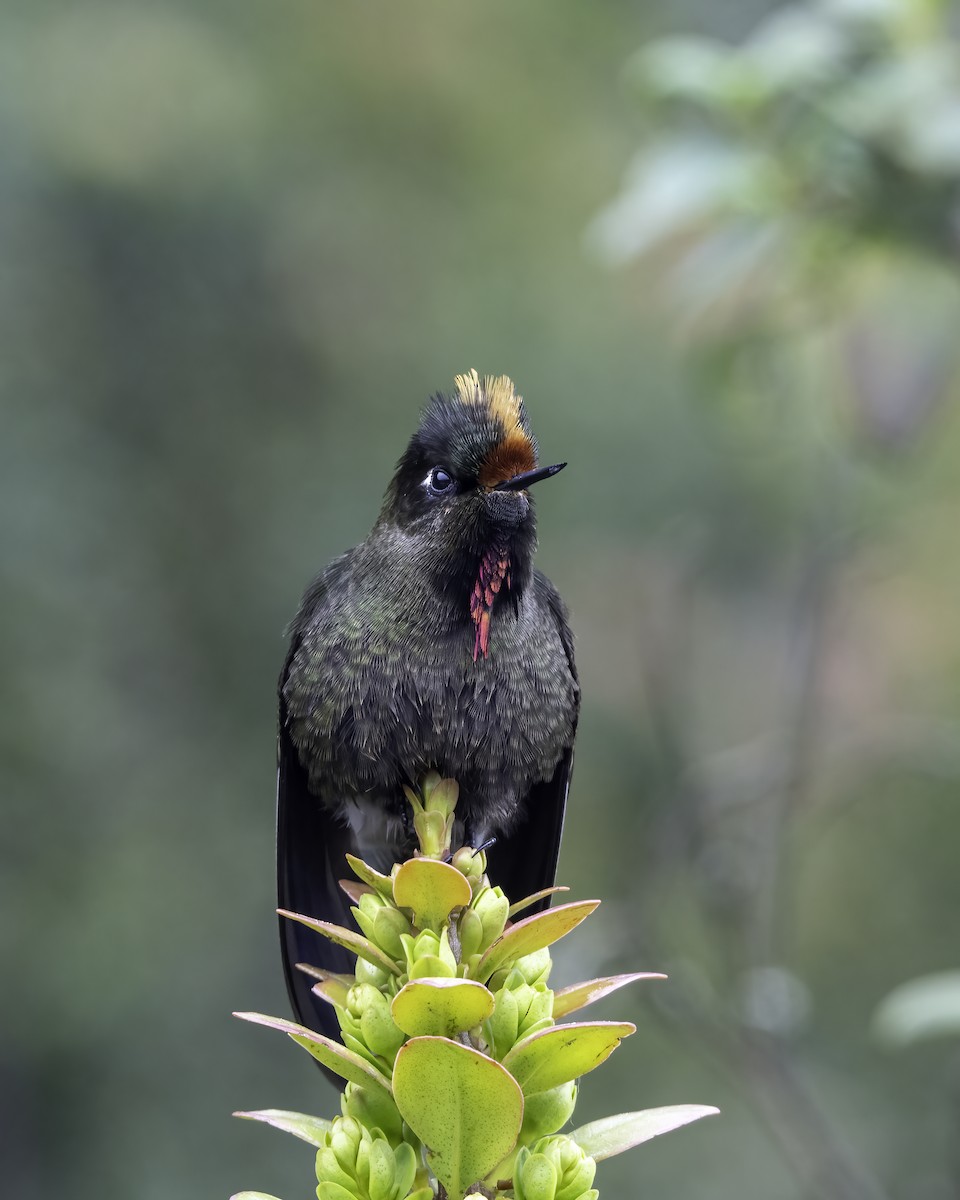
[277,372,579,1069]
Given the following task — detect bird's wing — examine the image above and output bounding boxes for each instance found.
[486,574,580,915]
[487,744,576,916]
[277,710,357,1052]
[276,562,362,1076]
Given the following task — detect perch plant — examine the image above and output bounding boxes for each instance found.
[233,774,717,1200]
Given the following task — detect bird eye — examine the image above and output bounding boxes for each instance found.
[426,467,455,495]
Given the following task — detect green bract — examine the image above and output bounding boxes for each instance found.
[340,983,405,1067]
[514,1136,598,1200]
[315,1116,421,1200]
[519,1082,579,1144]
[391,978,495,1039]
[235,776,718,1199]
[393,857,472,929]
[502,1022,636,1096]
[394,1036,524,1198]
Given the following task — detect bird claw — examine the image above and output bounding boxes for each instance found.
[400,802,414,843]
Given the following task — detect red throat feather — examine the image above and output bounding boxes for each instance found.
[470,537,511,661]
[453,372,531,658]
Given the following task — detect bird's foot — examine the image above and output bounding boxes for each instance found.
[399,801,414,843]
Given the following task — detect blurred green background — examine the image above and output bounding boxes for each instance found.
[5,1,960,1197]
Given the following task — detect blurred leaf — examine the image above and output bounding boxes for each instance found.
[873,970,960,1045]
[632,37,737,104]
[820,0,901,29]
[586,139,770,265]
[233,1108,333,1148]
[501,1021,636,1095]
[743,7,850,89]
[571,1105,720,1161]
[665,219,785,322]
[898,98,960,174]
[829,45,960,161]
[393,1036,523,1198]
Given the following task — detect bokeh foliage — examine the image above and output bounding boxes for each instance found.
[5,2,960,1199]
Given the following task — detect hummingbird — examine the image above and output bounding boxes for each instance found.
[277,370,579,1056]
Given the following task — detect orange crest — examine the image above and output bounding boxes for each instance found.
[477,429,536,489]
[454,369,537,489]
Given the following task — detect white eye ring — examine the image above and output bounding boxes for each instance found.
[424,467,455,495]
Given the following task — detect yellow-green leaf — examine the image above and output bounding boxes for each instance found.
[233,1108,332,1147]
[393,1036,523,1198]
[233,1012,392,1096]
[501,1021,635,1094]
[472,900,599,983]
[277,909,401,976]
[345,854,395,900]
[316,1185,357,1200]
[310,977,351,1009]
[508,886,569,918]
[409,954,455,980]
[295,964,355,987]
[339,879,374,905]
[393,858,472,927]
[293,964,354,1009]
[571,1105,720,1160]
[553,972,665,1018]
[391,978,495,1038]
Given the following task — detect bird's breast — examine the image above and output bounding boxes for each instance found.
[284,594,575,819]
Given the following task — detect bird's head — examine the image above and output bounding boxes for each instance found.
[377,371,565,655]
